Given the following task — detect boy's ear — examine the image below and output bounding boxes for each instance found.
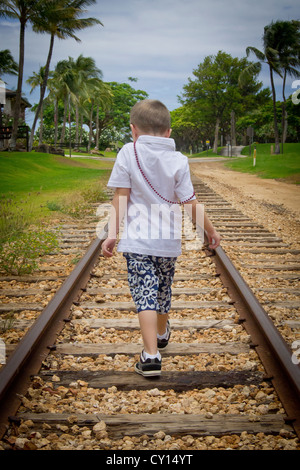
[130,123,138,141]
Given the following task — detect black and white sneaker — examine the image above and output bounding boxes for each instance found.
[157,321,171,350]
[134,351,161,377]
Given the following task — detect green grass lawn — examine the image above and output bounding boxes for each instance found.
[0,152,114,194]
[224,143,300,183]
[0,151,114,223]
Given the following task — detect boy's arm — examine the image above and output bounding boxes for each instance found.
[102,187,131,258]
[185,199,221,250]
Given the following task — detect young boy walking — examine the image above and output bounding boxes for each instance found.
[102,99,221,377]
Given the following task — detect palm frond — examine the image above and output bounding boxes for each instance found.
[246,47,266,62]
[238,62,261,87]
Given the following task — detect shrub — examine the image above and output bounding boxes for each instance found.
[0,229,59,275]
[0,194,35,244]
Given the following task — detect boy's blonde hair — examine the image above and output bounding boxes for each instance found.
[130,99,171,135]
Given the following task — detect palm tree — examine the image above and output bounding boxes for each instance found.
[268,20,300,149]
[27,66,51,145]
[83,78,112,152]
[0,49,18,78]
[0,0,45,150]
[70,55,103,148]
[29,0,103,151]
[94,82,112,150]
[48,55,112,151]
[241,23,282,153]
[52,58,77,144]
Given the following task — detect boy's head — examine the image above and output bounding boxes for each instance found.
[130,99,171,138]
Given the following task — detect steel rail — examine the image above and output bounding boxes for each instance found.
[1,202,300,441]
[0,227,108,439]
[212,243,300,437]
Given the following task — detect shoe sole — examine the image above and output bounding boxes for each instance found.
[158,343,169,350]
[134,364,161,377]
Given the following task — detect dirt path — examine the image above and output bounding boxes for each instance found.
[190,159,300,218]
[190,159,300,246]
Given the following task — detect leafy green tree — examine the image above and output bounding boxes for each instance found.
[38,75,148,149]
[236,95,300,144]
[96,82,148,143]
[181,51,264,152]
[170,105,208,153]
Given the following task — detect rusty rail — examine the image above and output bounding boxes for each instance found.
[0,227,108,439]
[212,243,300,437]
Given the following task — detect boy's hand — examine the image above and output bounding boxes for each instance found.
[102,238,117,258]
[207,229,221,250]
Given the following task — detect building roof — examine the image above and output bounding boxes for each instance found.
[5,88,32,108]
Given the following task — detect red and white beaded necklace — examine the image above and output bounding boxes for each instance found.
[133,141,195,205]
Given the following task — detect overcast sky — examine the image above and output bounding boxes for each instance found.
[0,0,299,124]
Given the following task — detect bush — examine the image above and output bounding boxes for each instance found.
[0,229,59,275]
[0,193,35,244]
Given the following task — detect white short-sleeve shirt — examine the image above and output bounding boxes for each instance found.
[107,135,195,257]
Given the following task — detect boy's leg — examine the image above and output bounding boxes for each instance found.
[138,310,158,356]
[123,253,162,375]
[138,311,169,355]
[157,312,169,335]
[136,309,162,377]
[155,256,176,346]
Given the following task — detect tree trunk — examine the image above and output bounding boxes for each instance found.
[60,98,68,144]
[75,103,79,150]
[79,114,83,145]
[269,67,280,154]
[281,70,288,153]
[213,117,220,153]
[95,104,99,150]
[88,100,94,153]
[29,34,55,151]
[39,101,43,145]
[54,98,58,146]
[11,20,26,151]
[231,111,236,146]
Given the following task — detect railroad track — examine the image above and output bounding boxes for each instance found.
[0,175,299,451]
